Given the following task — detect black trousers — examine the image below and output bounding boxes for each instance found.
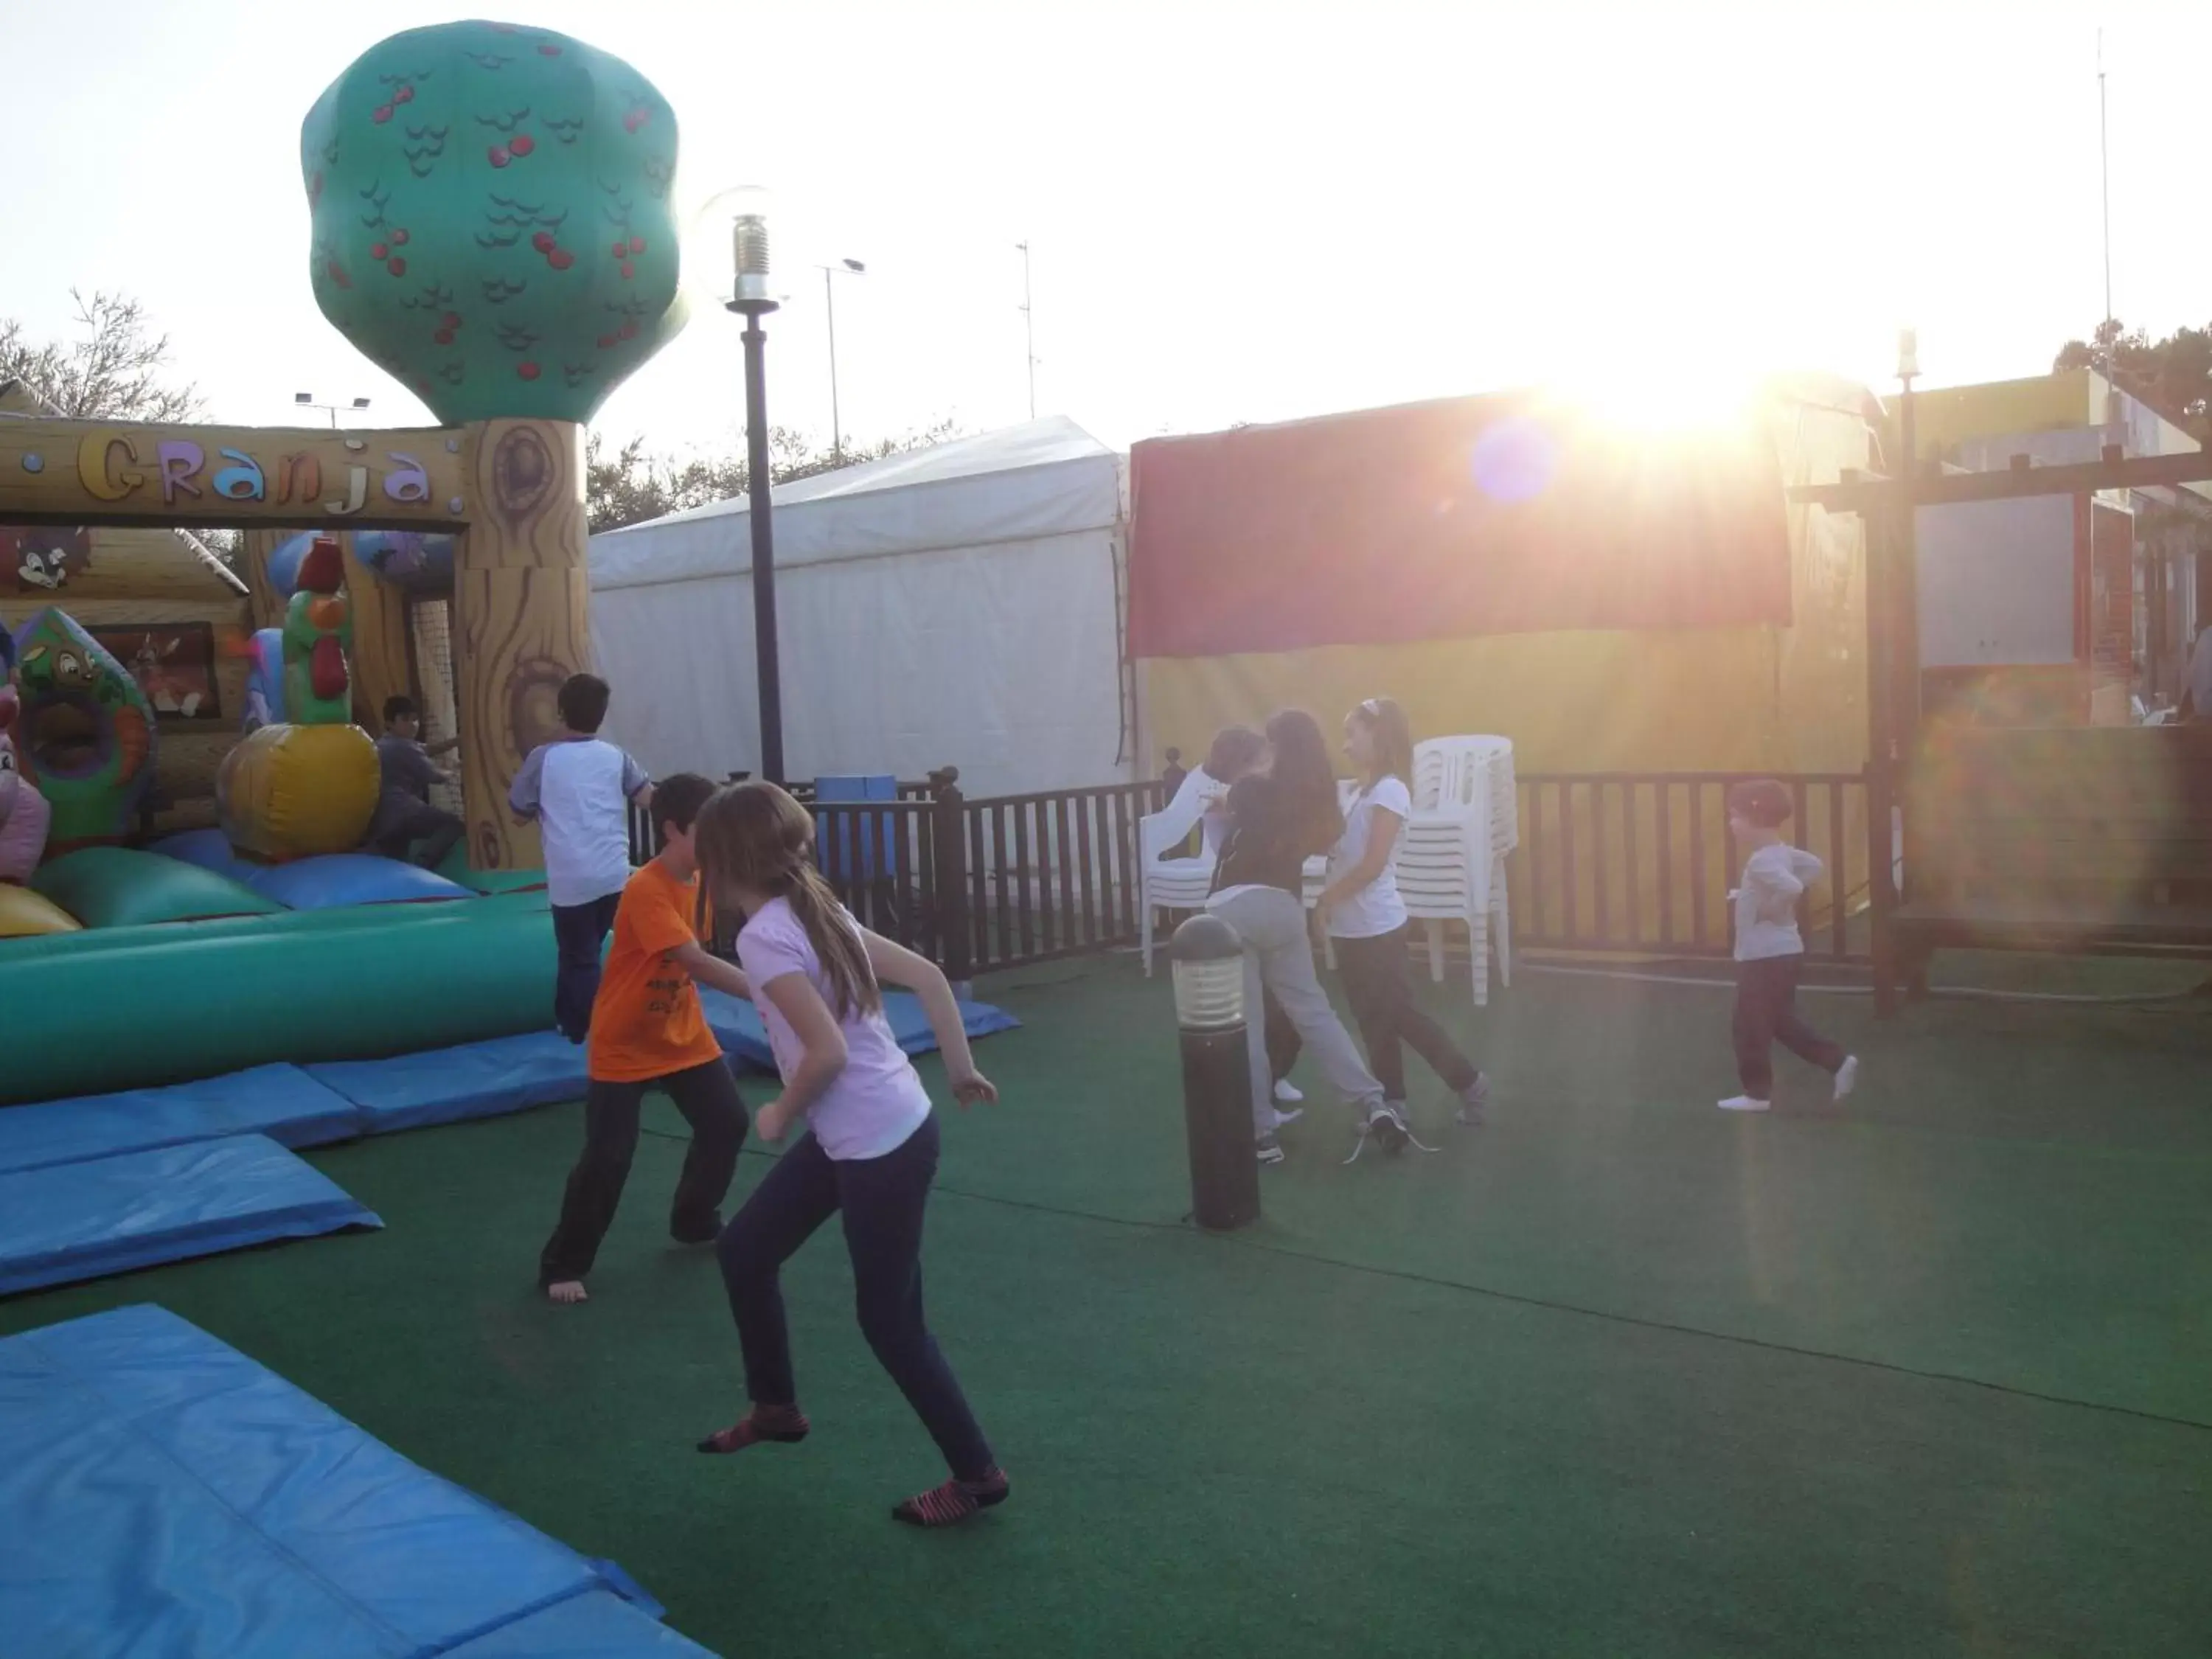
[372,799,466,871]
[1732,954,1846,1099]
[538,1058,748,1285]
[1333,925,1478,1101]
[550,893,622,1043]
[716,1114,995,1481]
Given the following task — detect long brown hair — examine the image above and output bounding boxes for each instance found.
[692,782,881,1018]
[1349,697,1415,789]
[1264,709,1344,856]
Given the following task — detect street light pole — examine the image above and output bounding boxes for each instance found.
[724,192,785,784]
[1015,240,1037,420]
[294,392,372,429]
[817,258,866,466]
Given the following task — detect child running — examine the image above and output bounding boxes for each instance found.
[1719,779,1860,1113]
[509,673,655,1043]
[1206,709,1390,1164]
[691,782,1008,1529]
[1316,698,1489,1146]
[538,773,750,1304]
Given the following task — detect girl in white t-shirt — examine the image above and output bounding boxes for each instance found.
[690,782,1008,1530]
[1316,698,1489,1143]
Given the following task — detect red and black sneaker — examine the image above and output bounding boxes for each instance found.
[696,1403,810,1454]
[892,1467,1009,1528]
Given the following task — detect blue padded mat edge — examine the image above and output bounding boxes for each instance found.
[307,1030,591,1134]
[0,1063,361,1175]
[0,1304,709,1658]
[700,988,1020,1073]
[0,1135,380,1298]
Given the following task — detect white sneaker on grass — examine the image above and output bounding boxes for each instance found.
[1716,1095,1771,1113]
[1256,1135,1285,1166]
[1266,1105,1304,1131]
[1273,1079,1304,1105]
[1832,1056,1860,1102]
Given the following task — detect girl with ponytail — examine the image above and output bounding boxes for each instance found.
[690,782,1008,1530]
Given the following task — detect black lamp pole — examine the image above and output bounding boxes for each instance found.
[727,210,784,785]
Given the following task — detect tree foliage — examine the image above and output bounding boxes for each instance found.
[585,418,960,533]
[2053,318,2212,444]
[0,291,204,423]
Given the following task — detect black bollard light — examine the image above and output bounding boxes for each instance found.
[1170,912,1260,1231]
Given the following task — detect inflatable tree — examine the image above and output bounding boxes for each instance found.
[7,610,156,854]
[299,22,687,869]
[302,21,685,422]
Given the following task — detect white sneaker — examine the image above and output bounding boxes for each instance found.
[1832,1056,1860,1102]
[1716,1095,1771,1113]
[1266,1105,1304,1131]
[1273,1079,1304,1105]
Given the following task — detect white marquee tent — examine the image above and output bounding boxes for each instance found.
[588,417,1133,798]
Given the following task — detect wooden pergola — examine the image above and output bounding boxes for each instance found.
[1790,441,2212,1012]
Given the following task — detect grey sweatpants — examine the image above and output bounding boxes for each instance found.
[1206,886,1385,1137]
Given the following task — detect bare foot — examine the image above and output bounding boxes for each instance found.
[546,1280,588,1304]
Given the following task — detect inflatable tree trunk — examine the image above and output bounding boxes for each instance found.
[302,21,684,869]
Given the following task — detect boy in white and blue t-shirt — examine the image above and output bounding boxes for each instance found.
[509,674,655,1043]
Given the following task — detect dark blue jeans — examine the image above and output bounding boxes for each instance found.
[716,1113,995,1480]
[551,893,622,1043]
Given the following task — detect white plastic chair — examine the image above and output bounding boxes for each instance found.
[1138,766,1228,975]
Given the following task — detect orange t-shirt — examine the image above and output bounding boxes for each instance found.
[585,858,726,1083]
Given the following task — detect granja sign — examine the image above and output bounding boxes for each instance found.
[77,432,437,517]
[0,420,473,530]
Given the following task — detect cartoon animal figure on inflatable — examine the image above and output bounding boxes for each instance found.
[216,536,379,862]
[7,608,156,854]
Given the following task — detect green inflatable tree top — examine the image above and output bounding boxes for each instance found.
[302,20,687,424]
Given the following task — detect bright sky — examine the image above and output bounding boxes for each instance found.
[4,0,2207,457]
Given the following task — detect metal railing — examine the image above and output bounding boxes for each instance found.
[622,765,1871,975]
[1511,771,1871,962]
[625,771,1166,979]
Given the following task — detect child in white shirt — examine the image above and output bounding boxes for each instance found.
[1719,779,1859,1112]
[1317,698,1488,1152]
[508,674,654,1043]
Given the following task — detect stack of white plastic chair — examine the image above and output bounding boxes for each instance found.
[1138,767,1228,975]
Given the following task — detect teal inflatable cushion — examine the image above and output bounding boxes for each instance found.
[0,894,555,1106]
[31,846,279,928]
[152,831,475,909]
[436,841,549,895]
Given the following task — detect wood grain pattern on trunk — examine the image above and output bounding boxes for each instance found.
[453,419,590,869]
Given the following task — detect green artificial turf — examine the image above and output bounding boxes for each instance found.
[4,955,2209,1655]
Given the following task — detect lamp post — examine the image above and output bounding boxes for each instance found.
[712,187,787,784]
[818,257,866,465]
[1169,912,1260,1230]
[294,392,371,429]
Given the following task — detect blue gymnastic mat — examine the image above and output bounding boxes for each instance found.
[0,1304,708,1659]
[0,1063,360,1175]
[307,1029,591,1135]
[440,1590,720,1656]
[699,989,1020,1074]
[0,1136,378,1297]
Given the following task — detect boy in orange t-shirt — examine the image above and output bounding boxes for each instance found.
[540,773,752,1304]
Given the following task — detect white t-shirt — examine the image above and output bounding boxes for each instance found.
[737,895,933,1162]
[1325,775,1413,939]
[1733,843,1823,961]
[509,738,647,908]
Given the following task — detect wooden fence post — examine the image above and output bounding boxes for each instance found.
[930,766,973,994]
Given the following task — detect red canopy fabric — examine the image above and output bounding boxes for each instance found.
[1127,392,1793,660]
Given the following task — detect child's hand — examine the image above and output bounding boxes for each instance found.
[949,1071,998,1109]
[754,1097,796,1143]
